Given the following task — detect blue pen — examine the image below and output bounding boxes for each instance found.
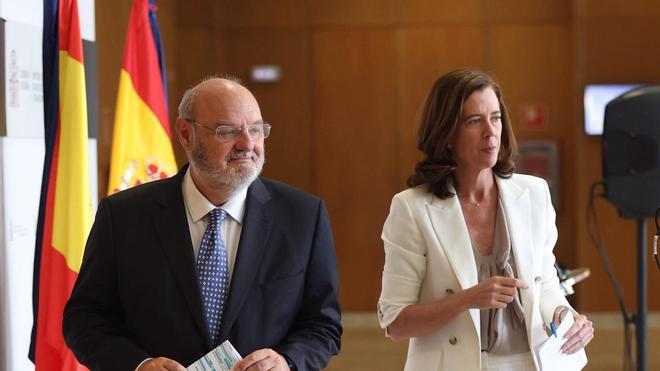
[549,322,557,338]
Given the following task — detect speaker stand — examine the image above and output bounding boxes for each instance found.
[635,219,647,371]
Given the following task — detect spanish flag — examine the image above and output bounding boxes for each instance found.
[108,0,176,194]
[30,0,91,369]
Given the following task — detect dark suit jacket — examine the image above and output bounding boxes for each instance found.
[63,166,342,370]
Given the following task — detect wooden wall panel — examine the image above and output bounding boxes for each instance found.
[174,0,215,27]
[313,29,399,309]
[310,0,398,26]
[399,0,482,24]
[397,26,485,183]
[576,0,660,18]
[582,19,660,81]
[484,0,570,22]
[219,29,312,190]
[171,29,223,92]
[215,0,308,28]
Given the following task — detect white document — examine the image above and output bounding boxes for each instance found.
[535,312,588,371]
[187,340,243,371]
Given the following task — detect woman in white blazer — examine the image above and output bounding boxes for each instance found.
[378,69,593,371]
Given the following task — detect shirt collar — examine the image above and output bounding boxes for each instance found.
[182,167,248,224]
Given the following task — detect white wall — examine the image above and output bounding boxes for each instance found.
[0,0,95,41]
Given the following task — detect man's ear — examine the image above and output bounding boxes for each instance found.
[175,117,193,151]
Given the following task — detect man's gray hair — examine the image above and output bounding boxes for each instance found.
[177,74,244,120]
[177,87,196,120]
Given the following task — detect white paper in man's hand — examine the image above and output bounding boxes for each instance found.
[535,312,588,371]
[187,340,242,371]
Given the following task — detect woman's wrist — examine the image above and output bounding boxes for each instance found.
[454,287,472,312]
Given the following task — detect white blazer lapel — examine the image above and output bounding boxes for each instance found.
[497,177,537,338]
[425,195,480,336]
[426,196,478,291]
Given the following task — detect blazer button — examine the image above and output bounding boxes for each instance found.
[449,336,458,345]
[445,288,454,295]
[534,276,542,284]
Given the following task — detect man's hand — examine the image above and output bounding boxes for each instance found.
[137,357,186,371]
[232,348,290,371]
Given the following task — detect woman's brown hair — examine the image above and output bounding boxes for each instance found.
[407,69,517,198]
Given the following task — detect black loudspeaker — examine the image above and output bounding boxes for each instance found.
[603,85,660,219]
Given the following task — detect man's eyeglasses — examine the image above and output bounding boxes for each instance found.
[185,119,272,141]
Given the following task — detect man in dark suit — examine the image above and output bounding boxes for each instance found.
[63,77,342,371]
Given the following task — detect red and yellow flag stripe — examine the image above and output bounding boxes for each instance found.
[32,0,91,370]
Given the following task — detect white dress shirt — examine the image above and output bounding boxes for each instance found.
[182,168,247,281]
[135,169,248,370]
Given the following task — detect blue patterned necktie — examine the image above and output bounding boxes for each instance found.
[197,208,229,345]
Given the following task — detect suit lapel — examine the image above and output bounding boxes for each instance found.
[497,176,536,338]
[219,179,273,340]
[426,194,478,291]
[153,167,209,343]
[425,193,481,336]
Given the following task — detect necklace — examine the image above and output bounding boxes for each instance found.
[461,198,481,207]
[458,193,487,207]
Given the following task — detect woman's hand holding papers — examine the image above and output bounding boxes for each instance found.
[552,305,595,354]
